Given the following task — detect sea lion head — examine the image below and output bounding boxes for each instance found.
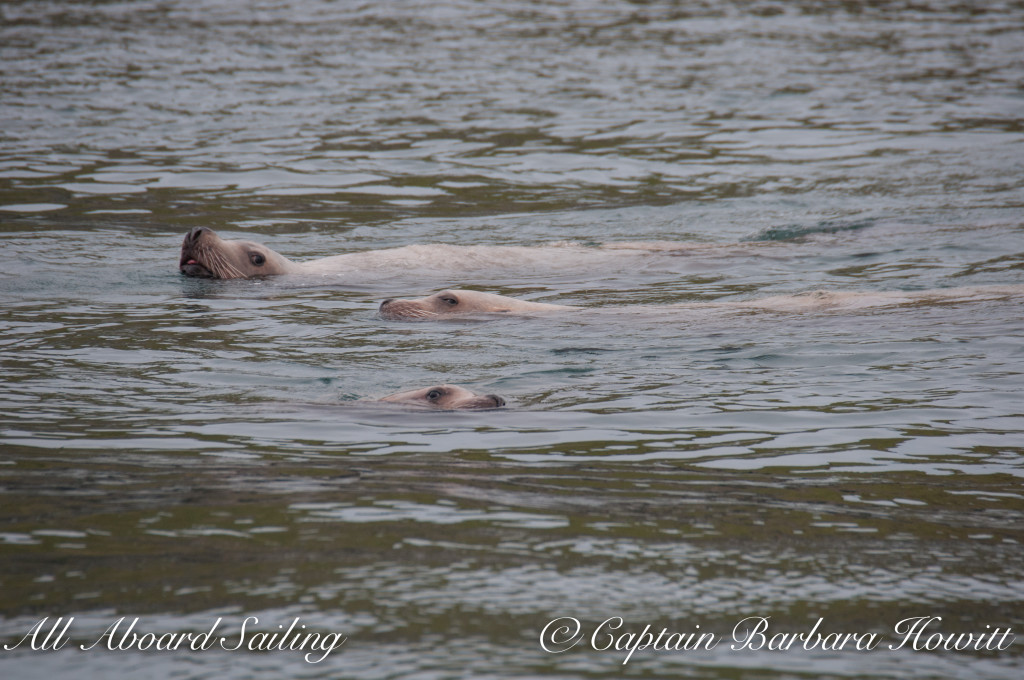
[379,289,568,320]
[379,384,506,410]
[179,227,296,279]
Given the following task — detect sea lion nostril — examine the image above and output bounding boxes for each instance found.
[489,395,506,407]
[380,299,394,308]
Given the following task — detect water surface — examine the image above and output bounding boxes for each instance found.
[1,1,1023,678]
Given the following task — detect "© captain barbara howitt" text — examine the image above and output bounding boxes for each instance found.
[539,616,1015,665]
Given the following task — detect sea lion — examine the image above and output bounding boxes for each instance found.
[177,226,560,280]
[178,227,719,280]
[378,384,506,410]
[378,285,1024,320]
[379,289,575,320]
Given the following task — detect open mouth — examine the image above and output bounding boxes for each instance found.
[179,252,215,278]
[180,227,215,277]
[179,227,243,278]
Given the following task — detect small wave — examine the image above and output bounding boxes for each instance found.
[746,218,877,242]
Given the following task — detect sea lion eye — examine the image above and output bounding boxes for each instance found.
[426,389,443,401]
[441,296,458,306]
[249,252,266,266]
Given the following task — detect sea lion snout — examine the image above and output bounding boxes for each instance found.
[183,226,215,247]
[486,394,506,408]
[180,227,217,277]
[378,297,434,320]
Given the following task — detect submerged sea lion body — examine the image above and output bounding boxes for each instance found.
[378,384,505,410]
[379,289,574,320]
[713,286,1024,313]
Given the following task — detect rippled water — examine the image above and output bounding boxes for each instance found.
[2,1,1023,679]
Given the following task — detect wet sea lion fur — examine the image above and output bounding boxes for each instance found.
[378,384,505,410]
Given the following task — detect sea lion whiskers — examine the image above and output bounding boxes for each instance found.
[403,308,439,319]
[191,243,220,278]
[199,243,245,279]
[192,243,219,277]
[217,253,246,280]
[387,306,438,320]
[191,244,217,278]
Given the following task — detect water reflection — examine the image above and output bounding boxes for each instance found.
[2,1,1021,225]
